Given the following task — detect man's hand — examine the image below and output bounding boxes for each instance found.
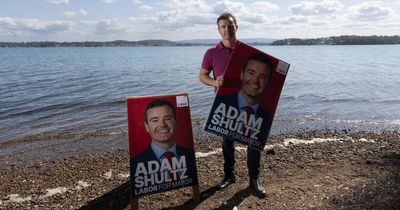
[199,68,224,88]
[215,76,224,87]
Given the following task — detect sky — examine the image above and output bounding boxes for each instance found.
[1,0,400,42]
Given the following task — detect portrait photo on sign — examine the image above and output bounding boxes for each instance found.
[204,41,290,151]
[127,93,198,197]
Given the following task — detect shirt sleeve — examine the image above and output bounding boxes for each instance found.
[201,49,212,71]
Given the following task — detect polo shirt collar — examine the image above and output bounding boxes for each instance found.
[216,40,238,49]
[216,41,225,49]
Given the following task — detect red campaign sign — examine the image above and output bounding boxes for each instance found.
[126,93,198,197]
[204,41,290,151]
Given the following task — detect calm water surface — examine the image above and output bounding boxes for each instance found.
[1,45,399,155]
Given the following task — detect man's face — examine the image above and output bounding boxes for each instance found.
[144,105,176,144]
[241,59,271,99]
[217,17,237,41]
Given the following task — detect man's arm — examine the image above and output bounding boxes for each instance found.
[199,68,224,87]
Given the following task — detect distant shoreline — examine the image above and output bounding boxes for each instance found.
[1,35,399,47]
[0,39,271,48]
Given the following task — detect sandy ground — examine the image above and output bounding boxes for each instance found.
[0,130,399,209]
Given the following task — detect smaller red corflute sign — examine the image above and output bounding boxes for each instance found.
[127,93,198,197]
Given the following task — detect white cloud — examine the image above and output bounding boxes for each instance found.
[127,0,217,40]
[212,0,247,15]
[128,0,284,39]
[80,9,89,16]
[250,2,279,13]
[289,0,343,16]
[0,17,16,27]
[128,0,285,39]
[80,20,100,26]
[0,29,23,37]
[80,18,127,34]
[102,0,116,4]
[46,0,69,5]
[36,0,391,41]
[128,16,157,23]
[63,9,88,18]
[132,0,213,29]
[211,0,276,26]
[132,0,142,5]
[0,17,72,33]
[277,16,308,25]
[167,0,212,13]
[63,11,76,18]
[309,20,327,26]
[0,17,74,40]
[126,0,399,40]
[240,13,269,23]
[139,5,153,11]
[347,1,393,21]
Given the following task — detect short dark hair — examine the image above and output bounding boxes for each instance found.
[217,12,237,26]
[144,99,176,123]
[243,54,273,82]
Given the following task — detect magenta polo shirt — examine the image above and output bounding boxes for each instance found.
[201,41,235,79]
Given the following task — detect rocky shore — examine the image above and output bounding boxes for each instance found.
[1,130,399,209]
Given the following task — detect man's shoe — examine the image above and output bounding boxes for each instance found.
[249,179,267,198]
[216,176,236,189]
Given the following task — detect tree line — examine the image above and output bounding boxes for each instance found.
[1,35,399,47]
[271,35,400,45]
[0,40,178,48]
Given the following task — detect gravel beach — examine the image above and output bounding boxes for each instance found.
[1,130,399,209]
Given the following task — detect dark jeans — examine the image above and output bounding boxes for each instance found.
[222,137,261,180]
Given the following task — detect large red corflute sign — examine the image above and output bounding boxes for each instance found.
[204,41,290,151]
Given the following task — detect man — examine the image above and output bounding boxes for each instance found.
[199,12,268,198]
[131,99,197,193]
[199,12,237,90]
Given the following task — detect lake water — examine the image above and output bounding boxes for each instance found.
[1,45,399,156]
